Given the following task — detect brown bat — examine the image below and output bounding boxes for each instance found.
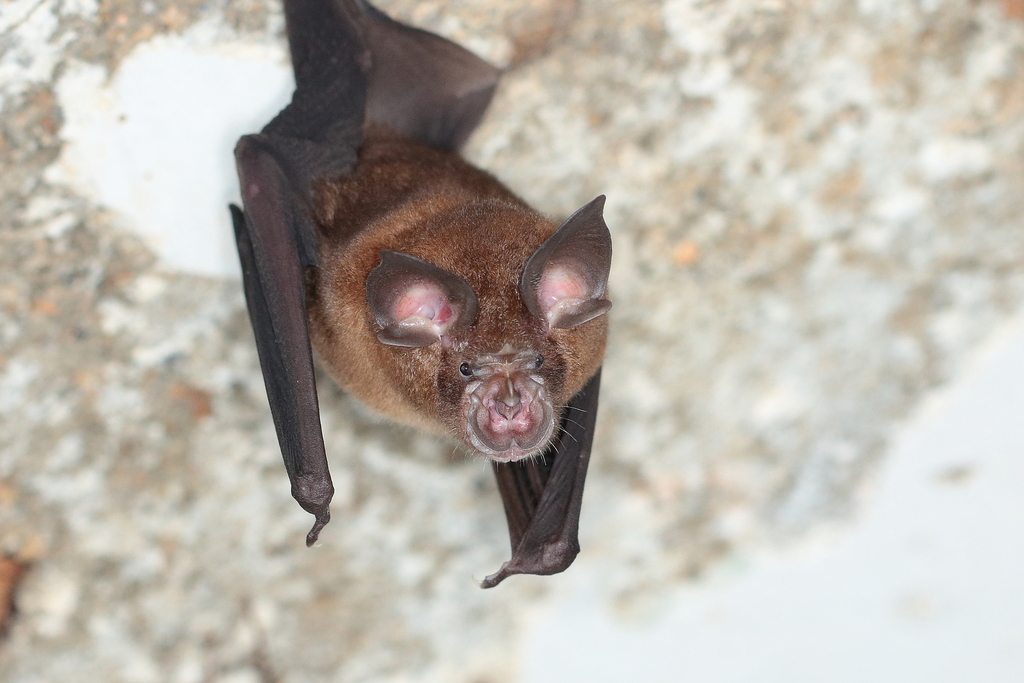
[229,0,611,587]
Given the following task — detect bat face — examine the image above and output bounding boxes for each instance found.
[231,0,610,585]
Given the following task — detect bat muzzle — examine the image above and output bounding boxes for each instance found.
[465,371,554,461]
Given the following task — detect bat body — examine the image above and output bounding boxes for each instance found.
[231,0,611,587]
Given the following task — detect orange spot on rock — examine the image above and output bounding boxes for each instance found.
[160,5,188,31]
[0,483,15,507]
[672,240,701,266]
[170,383,213,419]
[1003,0,1024,18]
[31,298,59,315]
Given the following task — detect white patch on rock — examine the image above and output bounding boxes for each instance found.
[45,21,294,277]
[0,0,68,107]
[211,670,262,683]
[0,358,40,415]
[919,138,993,183]
[60,0,99,18]
[21,194,81,237]
[19,566,81,638]
[752,381,809,427]
[870,185,929,224]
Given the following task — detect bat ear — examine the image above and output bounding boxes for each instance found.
[520,196,613,330]
[367,250,479,347]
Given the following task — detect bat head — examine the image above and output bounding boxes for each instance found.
[365,196,612,461]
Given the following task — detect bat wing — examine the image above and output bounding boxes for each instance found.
[231,195,332,546]
[482,369,602,588]
[231,0,501,545]
[356,0,501,150]
[231,0,369,546]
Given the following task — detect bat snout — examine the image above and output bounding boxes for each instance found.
[465,372,554,461]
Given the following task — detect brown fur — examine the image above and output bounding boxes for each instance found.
[306,128,607,442]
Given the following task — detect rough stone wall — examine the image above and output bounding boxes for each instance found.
[1,0,1023,681]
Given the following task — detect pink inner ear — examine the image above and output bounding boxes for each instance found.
[393,283,454,326]
[537,266,588,314]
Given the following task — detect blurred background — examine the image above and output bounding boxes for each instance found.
[1,0,1022,681]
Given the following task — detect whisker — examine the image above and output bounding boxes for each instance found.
[556,429,579,445]
[553,404,589,413]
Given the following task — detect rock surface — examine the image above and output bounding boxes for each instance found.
[1,0,1023,681]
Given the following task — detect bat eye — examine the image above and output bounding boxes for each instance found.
[459,362,473,378]
[535,354,544,368]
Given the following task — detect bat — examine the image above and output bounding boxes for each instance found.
[229,0,611,588]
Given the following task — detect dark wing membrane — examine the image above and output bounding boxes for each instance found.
[231,0,373,544]
[259,0,367,265]
[265,0,367,147]
[231,202,332,545]
[483,369,602,588]
[356,0,501,151]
